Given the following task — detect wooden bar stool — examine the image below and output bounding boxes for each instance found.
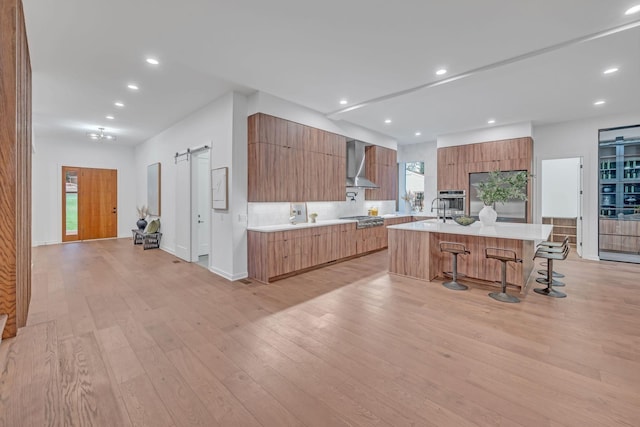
[485,247,522,303]
[533,243,569,298]
[439,242,470,291]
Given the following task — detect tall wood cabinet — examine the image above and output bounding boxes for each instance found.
[248,113,346,202]
[0,0,31,339]
[365,145,398,200]
[437,137,533,221]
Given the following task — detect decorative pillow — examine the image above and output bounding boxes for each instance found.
[144,219,160,234]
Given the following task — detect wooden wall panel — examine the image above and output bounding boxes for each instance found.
[0,0,31,338]
[387,229,432,281]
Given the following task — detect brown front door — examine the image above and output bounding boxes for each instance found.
[62,166,117,241]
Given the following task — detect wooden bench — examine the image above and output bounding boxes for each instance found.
[132,229,162,250]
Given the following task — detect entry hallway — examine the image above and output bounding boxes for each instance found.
[1,239,639,426]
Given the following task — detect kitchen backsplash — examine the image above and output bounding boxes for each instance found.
[248,190,396,227]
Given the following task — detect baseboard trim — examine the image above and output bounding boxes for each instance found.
[33,240,60,247]
[209,267,248,282]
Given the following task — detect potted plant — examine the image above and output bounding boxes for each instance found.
[136,205,149,230]
[474,170,528,226]
[309,212,318,223]
[401,190,415,213]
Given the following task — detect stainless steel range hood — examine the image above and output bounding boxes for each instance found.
[346,140,379,189]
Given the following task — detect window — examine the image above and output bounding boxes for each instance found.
[400,161,425,211]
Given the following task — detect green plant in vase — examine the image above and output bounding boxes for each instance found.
[474,170,528,225]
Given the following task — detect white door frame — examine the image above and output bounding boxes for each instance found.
[191,150,211,262]
[174,146,211,263]
[540,156,583,257]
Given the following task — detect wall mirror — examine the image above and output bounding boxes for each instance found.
[147,162,161,216]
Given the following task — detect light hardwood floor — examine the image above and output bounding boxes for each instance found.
[1,239,639,426]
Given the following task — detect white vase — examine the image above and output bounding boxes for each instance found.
[479,204,497,226]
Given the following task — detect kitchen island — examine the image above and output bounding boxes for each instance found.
[387,221,553,291]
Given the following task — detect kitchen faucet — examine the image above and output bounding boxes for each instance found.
[430,197,447,223]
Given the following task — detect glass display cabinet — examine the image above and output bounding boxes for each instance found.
[598,125,640,263]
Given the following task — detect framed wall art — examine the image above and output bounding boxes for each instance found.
[211,167,228,210]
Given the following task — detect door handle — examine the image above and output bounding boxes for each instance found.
[198,220,204,223]
[112,208,117,213]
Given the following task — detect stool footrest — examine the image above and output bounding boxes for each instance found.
[536,277,565,287]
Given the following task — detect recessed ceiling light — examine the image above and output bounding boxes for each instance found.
[415,131,421,136]
[436,69,447,76]
[384,119,392,124]
[106,115,114,120]
[625,5,640,15]
[603,67,619,74]
[339,99,348,105]
[487,119,496,124]
[594,100,606,106]
[114,102,125,107]
[146,58,159,65]
[127,84,139,90]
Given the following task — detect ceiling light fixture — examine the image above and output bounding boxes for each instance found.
[105,115,114,120]
[488,119,496,124]
[594,100,606,105]
[384,119,392,124]
[625,4,640,15]
[87,127,116,141]
[339,99,348,105]
[603,67,619,74]
[415,131,422,136]
[146,58,159,65]
[436,68,447,75]
[127,84,139,90]
[114,101,124,107]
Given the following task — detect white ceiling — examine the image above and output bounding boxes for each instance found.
[23,0,640,146]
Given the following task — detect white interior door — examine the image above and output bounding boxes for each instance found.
[175,156,191,261]
[197,152,210,257]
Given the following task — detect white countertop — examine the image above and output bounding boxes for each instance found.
[380,213,413,219]
[388,220,553,241]
[247,219,357,232]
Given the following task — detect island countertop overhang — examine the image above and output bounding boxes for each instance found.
[387,221,553,242]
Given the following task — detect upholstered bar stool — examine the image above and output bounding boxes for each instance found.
[536,236,569,287]
[536,236,569,279]
[533,243,569,298]
[485,248,522,303]
[439,242,470,291]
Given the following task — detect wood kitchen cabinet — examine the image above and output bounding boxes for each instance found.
[248,113,347,202]
[437,137,533,221]
[365,145,398,201]
[249,220,403,283]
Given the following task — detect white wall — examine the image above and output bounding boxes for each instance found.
[541,158,580,218]
[134,91,249,280]
[248,91,398,150]
[533,111,640,260]
[397,141,438,210]
[32,138,136,245]
[438,122,532,147]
